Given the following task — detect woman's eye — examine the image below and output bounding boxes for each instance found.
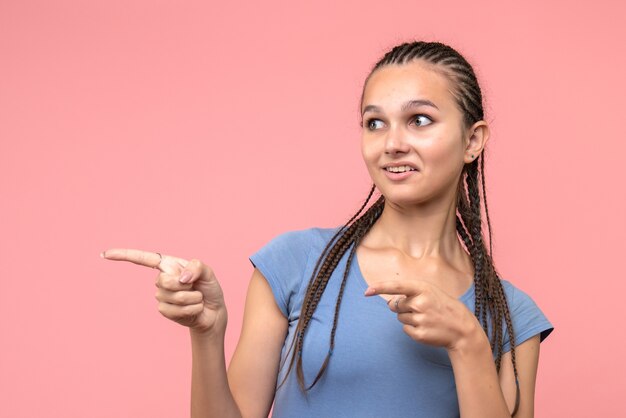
[364,116,432,130]
[366,119,384,130]
[413,115,433,126]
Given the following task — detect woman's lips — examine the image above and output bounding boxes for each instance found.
[382,168,417,181]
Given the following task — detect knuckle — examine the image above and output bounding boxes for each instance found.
[188,258,201,272]
[414,327,427,340]
[200,261,214,277]
[181,304,197,316]
[413,298,427,311]
[200,262,213,276]
[403,324,425,340]
[155,273,166,288]
[160,276,178,291]
[175,292,188,305]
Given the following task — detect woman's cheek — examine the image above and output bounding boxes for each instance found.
[422,139,464,183]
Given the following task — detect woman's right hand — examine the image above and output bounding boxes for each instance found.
[101,248,227,336]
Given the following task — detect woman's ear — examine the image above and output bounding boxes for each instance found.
[464,121,489,163]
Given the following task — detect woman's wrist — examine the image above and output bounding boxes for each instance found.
[189,313,228,342]
[190,327,223,341]
[447,313,489,357]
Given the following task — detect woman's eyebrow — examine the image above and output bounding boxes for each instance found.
[362,99,440,115]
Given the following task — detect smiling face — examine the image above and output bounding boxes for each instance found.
[360,60,480,207]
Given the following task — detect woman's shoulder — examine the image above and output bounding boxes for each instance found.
[498,278,543,310]
[498,278,545,319]
[497,277,555,350]
[247,225,342,317]
[499,277,531,300]
[259,225,341,249]
[248,224,344,271]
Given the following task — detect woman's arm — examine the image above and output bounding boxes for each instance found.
[498,336,541,417]
[189,268,288,418]
[363,279,543,418]
[189,330,242,418]
[448,322,541,418]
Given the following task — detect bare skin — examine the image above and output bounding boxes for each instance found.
[101,59,543,418]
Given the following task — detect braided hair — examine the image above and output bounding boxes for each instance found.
[277,40,520,416]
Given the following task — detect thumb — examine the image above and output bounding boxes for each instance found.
[178,258,209,284]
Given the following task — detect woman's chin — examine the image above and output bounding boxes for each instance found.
[380,190,425,206]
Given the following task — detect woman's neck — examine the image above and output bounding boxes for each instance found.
[366,197,472,270]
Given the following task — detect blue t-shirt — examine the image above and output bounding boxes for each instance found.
[248,226,554,418]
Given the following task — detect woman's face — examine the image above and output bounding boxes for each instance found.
[360,60,484,207]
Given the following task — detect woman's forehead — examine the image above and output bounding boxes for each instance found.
[362,61,454,112]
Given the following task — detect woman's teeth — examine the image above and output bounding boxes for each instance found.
[385,166,416,173]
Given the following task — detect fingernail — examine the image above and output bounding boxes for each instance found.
[179,271,192,283]
[100,251,106,258]
[364,287,375,296]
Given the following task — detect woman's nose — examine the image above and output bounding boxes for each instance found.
[384,125,410,155]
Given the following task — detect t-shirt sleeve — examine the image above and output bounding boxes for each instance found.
[502,281,554,353]
[248,229,313,317]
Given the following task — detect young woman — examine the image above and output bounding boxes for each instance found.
[102,40,554,418]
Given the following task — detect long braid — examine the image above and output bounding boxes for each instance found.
[276,184,380,391]
[480,153,495,259]
[279,40,520,416]
[291,196,385,393]
[471,170,497,351]
[303,202,381,390]
[479,151,520,407]
[298,184,378,339]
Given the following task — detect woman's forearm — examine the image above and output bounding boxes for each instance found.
[189,328,243,418]
[448,322,511,418]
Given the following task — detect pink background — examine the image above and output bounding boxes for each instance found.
[1,0,624,416]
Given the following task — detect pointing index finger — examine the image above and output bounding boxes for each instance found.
[101,248,163,270]
[364,279,427,297]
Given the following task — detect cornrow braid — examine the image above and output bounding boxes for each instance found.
[278,40,520,416]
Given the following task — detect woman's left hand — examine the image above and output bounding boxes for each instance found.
[364,280,479,351]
